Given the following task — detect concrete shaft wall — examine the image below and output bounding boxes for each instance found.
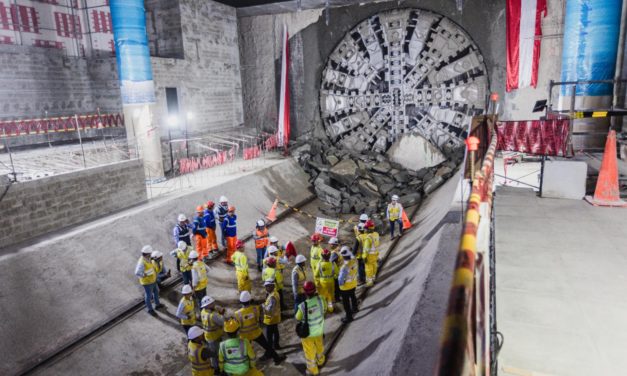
[0,159,146,249]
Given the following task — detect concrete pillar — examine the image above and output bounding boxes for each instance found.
[110,0,164,180]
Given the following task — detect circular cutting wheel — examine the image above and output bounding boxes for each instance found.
[320,8,488,154]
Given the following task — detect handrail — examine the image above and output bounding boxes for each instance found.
[436,116,498,376]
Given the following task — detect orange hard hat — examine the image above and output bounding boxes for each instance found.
[236,240,245,249]
[206,200,215,209]
[196,205,204,212]
[266,257,277,267]
[228,206,236,213]
[303,281,316,294]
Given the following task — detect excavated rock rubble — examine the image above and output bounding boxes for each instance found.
[291,137,464,218]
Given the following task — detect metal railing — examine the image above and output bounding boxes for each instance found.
[436,116,500,376]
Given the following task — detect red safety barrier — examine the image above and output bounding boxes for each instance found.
[0,113,124,137]
[264,133,278,151]
[177,147,237,174]
[243,145,261,160]
[495,119,570,156]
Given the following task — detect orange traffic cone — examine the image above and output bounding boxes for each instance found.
[266,199,278,221]
[585,130,627,207]
[401,210,412,230]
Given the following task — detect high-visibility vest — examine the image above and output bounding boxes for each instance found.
[370,232,380,253]
[388,204,401,221]
[177,223,192,243]
[152,259,163,275]
[262,266,283,290]
[317,261,336,282]
[193,261,208,291]
[176,247,193,272]
[232,252,248,274]
[263,291,281,325]
[356,233,369,257]
[201,309,224,342]
[310,245,323,270]
[235,306,262,340]
[224,216,237,237]
[292,266,306,294]
[188,341,213,376]
[339,259,358,291]
[254,229,269,249]
[138,257,157,285]
[360,236,373,259]
[220,338,250,375]
[194,216,207,236]
[179,297,196,326]
[299,296,325,337]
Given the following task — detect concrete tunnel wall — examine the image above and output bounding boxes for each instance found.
[0,158,312,375]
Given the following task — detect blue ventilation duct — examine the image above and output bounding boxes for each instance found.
[560,0,622,96]
[110,0,156,104]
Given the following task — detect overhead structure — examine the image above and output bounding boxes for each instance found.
[320,8,488,154]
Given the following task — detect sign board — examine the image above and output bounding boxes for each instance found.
[315,217,340,237]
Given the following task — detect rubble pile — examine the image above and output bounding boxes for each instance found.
[292,137,464,217]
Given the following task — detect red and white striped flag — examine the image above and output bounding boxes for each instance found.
[506,0,547,92]
[277,24,290,149]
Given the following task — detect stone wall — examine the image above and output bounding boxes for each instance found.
[0,159,146,249]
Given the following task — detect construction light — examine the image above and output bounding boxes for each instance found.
[167,115,179,127]
[186,112,194,121]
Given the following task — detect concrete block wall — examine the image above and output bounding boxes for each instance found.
[0,159,146,249]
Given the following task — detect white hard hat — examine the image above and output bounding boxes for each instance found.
[178,214,187,222]
[295,254,307,264]
[392,194,399,201]
[328,237,339,245]
[219,196,228,203]
[141,245,153,254]
[340,246,353,258]
[239,290,251,303]
[187,326,204,340]
[256,219,265,227]
[267,245,278,254]
[151,250,163,258]
[359,213,369,221]
[178,241,188,250]
[201,296,215,308]
[188,251,199,259]
[182,284,193,294]
[264,279,275,286]
[269,236,278,243]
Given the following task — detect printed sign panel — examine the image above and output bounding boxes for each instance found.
[315,217,339,237]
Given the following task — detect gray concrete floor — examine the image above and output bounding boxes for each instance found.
[495,186,627,376]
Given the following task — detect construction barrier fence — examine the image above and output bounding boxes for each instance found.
[0,113,125,137]
[437,117,499,376]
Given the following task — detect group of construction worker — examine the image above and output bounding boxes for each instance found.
[134,194,406,375]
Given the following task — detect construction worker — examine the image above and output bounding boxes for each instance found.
[171,240,193,285]
[219,318,263,376]
[295,281,326,375]
[135,245,164,315]
[176,284,197,333]
[232,240,251,293]
[387,194,404,239]
[315,249,336,312]
[353,223,369,285]
[193,206,209,261]
[190,251,209,304]
[200,296,225,370]
[328,237,340,257]
[364,220,380,286]
[215,196,229,249]
[262,280,282,349]
[235,291,285,364]
[354,213,369,237]
[222,206,238,265]
[269,236,297,261]
[187,326,214,376]
[292,254,308,313]
[262,256,284,310]
[328,238,342,303]
[253,220,269,272]
[309,233,323,277]
[338,246,358,323]
[151,250,171,286]
[204,201,219,256]
[174,213,193,246]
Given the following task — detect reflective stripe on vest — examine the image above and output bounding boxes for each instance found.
[221,339,249,375]
[226,217,237,228]
[293,266,306,294]
[255,229,269,249]
[139,258,157,285]
[177,248,192,272]
[193,262,208,290]
[233,252,247,273]
[202,310,224,341]
[263,291,281,325]
[318,261,335,280]
[195,217,207,231]
[236,306,261,338]
[300,296,324,337]
[188,341,212,372]
[180,298,196,325]
[388,205,400,221]
[340,260,358,290]
[178,224,191,239]
[310,245,322,263]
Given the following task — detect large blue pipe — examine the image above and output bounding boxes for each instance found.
[109,0,155,104]
[560,0,622,96]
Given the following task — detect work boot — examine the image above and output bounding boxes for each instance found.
[147,310,157,316]
[155,303,165,310]
[341,317,352,324]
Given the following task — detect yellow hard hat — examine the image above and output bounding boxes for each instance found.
[224,318,240,333]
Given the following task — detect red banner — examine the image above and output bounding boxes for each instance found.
[0,113,124,137]
[495,119,570,156]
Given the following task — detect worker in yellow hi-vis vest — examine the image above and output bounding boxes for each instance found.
[387,194,404,239]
